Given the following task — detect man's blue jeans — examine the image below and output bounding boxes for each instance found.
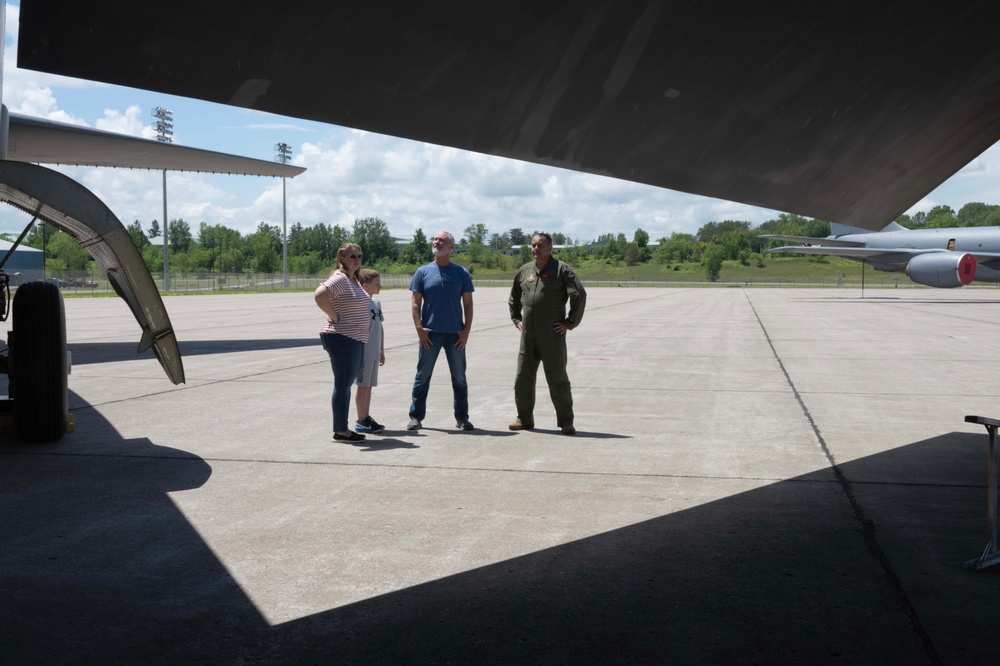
[320,332,364,432]
[409,332,469,422]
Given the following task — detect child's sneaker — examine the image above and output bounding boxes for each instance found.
[355,415,385,433]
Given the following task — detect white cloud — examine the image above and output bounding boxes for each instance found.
[95,104,157,139]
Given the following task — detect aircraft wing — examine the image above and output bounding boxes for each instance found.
[16,2,1000,232]
[761,235,865,248]
[965,252,1000,270]
[768,245,924,266]
[7,114,305,177]
[770,243,1000,266]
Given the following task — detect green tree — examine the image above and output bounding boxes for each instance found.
[198,223,244,272]
[148,219,161,238]
[290,251,324,274]
[463,223,489,246]
[719,230,749,260]
[245,222,282,273]
[958,202,1000,227]
[697,220,750,244]
[168,218,193,253]
[507,227,528,246]
[351,217,397,264]
[169,250,196,273]
[142,243,164,272]
[624,243,640,266]
[127,220,149,251]
[46,232,90,271]
[288,223,348,263]
[25,221,53,250]
[654,232,700,263]
[466,239,487,265]
[594,232,627,261]
[924,205,957,228]
[702,244,726,281]
[633,228,649,248]
[399,228,432,265]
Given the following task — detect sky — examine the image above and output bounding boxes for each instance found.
[3,2,1000,245]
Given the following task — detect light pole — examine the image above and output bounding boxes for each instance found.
[275,142,292,288]
[152,106,173,290]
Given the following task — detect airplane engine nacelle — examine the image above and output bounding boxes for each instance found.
[905,253,977,288]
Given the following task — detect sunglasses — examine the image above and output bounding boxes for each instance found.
[343,253,363,259]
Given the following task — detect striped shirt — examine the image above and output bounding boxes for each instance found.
[319,271,371,343]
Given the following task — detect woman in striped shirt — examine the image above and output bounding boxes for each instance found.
[314,243,372,442]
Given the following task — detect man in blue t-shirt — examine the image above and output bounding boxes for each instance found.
[407,231,476,431]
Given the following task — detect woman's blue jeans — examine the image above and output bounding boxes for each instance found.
[320,332,364,432]
[409,332,469,422]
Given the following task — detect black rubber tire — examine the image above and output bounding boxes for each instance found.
[11,281,68,443]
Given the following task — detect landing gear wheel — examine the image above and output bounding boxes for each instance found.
[11,281,68,443]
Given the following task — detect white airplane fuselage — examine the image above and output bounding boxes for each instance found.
[768,223,1000,287]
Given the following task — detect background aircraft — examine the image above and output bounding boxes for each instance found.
[765,222,1000,288]
[0,2,304,442]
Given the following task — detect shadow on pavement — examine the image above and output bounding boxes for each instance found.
[3,415,999,663]
[69,339,320,366]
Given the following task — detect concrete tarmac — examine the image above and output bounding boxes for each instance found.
[4,286,1000,664]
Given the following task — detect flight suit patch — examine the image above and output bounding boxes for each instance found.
[539,273,553,280]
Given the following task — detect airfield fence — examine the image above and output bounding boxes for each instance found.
[18,270,1000,294]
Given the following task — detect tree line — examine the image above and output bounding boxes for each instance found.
[18,201,1000,280]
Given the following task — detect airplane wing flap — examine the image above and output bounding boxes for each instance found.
[761,235,865,248]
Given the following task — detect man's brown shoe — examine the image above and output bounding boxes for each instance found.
[509,420,534,431]
[561,425,576,435]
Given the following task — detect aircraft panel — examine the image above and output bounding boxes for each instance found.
[16,1,1000,230]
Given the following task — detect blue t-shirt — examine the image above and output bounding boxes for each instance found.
[410,261,475,333]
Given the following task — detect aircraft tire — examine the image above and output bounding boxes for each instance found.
[11,281,68,443]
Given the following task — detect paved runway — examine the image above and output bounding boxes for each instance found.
[4,286,1000,663]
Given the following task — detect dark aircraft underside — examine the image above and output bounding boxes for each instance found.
[17,1,1000,231]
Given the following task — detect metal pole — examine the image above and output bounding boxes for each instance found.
[152,107,173,292]
[275,142,292,289]
[162,169,170,291]
[282,176,288,288]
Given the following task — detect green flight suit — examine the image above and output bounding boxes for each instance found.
[508,257,586,427]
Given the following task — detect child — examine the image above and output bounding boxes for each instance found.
[354,269,385,433]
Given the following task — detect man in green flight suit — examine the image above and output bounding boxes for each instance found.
[508,232,586,435]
